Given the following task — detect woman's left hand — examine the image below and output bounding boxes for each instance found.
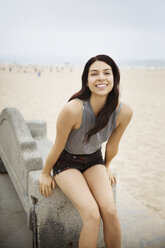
[106,167,116,186]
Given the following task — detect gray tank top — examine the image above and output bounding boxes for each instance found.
[65,99,122,154]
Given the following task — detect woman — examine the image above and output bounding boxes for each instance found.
[39,54,133,248]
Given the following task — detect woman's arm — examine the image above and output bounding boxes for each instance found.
[105,102,133,168]
[42,104,79,175]
[39,100,82,197]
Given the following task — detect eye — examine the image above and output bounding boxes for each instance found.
[91,73,97,76]
[104,72,111,75]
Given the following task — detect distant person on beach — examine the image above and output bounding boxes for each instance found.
[39,54,133,248]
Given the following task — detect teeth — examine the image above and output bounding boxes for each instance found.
[96,84,107,88]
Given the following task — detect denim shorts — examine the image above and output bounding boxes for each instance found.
[53,148,105,176]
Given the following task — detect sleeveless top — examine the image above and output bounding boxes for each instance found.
[65,99,122,155]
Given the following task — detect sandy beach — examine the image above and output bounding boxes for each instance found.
[0,63,165,220]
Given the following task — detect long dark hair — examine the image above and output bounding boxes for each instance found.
[69,54,120,142]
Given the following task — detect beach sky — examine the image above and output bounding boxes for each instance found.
[0,0,165,64]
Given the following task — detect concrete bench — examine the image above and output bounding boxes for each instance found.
[0,108,116,248]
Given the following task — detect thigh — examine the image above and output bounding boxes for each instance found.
[54,169,99,219]
[83,165,116,211]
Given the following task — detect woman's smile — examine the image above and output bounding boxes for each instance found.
[95,83,108,88]
[95,83,109,90]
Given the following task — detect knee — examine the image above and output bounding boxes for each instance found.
[101,205,118,221]
[82,204,101,224]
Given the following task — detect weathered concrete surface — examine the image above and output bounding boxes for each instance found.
[0,174,32,248]
[27,120,47,139]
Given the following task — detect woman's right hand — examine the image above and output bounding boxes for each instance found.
[39,172,55,197]
[106,167,117,186]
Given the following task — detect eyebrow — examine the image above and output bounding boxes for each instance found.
[89,68,112,72]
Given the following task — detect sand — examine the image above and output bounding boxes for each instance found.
[0,64,165,220]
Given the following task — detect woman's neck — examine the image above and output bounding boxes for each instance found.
[90,94,107,115]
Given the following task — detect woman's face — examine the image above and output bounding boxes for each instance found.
[87,60,114,97]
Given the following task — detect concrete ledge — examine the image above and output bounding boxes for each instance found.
[29,170,82,248]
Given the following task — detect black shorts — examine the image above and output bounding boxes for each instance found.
[53,148,105,176]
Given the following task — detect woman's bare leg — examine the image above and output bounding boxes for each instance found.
[83,165,121,248]
[54,169,101,248]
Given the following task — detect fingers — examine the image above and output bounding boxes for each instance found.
[111,175,117,186]
[39,181,42,193]
[45,187,49,197]
[114,175,117,184]
[39,185,46,197]
[40,185,51,197]
[52,179,56,189]
[107,172,117,186]
[39,177,55,197]
[48,186,52,196]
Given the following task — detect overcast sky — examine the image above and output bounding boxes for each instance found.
[0,0,165,64]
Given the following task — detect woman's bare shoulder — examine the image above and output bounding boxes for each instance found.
[58,99,83,122]
[118,102,133,125]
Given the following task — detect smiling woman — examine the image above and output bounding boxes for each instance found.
[39,54,133,248]
[69,55,120,142]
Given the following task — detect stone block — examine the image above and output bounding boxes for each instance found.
[0,108,43,213]
[27,120,47,139]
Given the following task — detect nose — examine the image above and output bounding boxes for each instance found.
[98,72,105,81]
